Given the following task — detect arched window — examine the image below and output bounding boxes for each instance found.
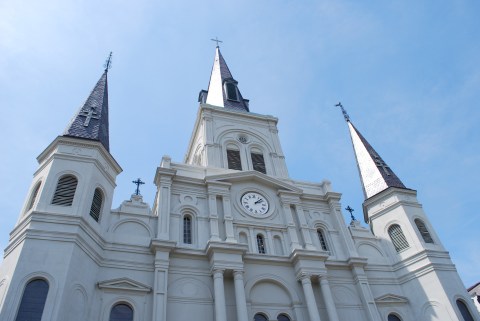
[254,313,268,321]
[109,303,133,321]
[317,229,329,251]
[388,313,402,321]
[226,144,242,170]
[183,215,192,244]
[15,279,49,321]
[278,313,291,321]
[414,219,434,243]
[251,148,266,174]
[89,188,103,222]
[388,224,409,252]
[51,175,78,206]
[225,82,239,101]
[256,234,266,254]
[456,299,474,321]
[26,182,42,212]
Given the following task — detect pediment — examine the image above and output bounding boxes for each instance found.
[97,277,151,293]
[374,293,409,305]
[206,171,302,193]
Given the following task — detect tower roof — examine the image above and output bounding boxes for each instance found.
[200,47,250,112]
[345,113,407,199]
[63,70,110,151]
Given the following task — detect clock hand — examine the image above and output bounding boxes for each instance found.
[255,199,263,204]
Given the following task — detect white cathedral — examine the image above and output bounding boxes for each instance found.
[0,47,478,321]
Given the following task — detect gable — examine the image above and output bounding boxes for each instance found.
[97,277,151,293]
[374,293,409,305]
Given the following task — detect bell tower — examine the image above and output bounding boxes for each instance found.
[0,56,122,321]
[185,46,289,178]
[341,103,479,320]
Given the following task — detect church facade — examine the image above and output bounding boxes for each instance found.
[0,48,478,321]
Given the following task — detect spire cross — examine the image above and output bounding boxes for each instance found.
[345,206,356,221]
[373,152,391,176]
[211,37,223,47]
[132,178,145,195]
[335,102,350,122]
[104,52,113,72]
[80,106,100,127]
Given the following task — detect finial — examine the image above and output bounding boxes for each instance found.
[132,178,145,195]
[345,205,356,221]
[211,37,223,48]
[104,52,113,72]
[335,102,350,122]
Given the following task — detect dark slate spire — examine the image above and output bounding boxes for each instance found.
[199,46,250,112]
[339,103,406,199]
[63,69,110,151]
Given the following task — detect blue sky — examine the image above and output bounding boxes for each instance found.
[1,1,479,287]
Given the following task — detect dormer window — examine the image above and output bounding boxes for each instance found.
[225,82,239,101]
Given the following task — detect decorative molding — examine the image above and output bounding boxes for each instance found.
[97,277,151,293]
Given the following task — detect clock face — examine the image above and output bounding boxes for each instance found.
[241,192,269,216]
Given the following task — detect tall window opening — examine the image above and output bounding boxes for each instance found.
[254,313,268,321]
[51,175,78,206]
[26,182,42,212]
[257,234,266,254]
[277,314,291,321]
[388,224,409,252]
[414,219,434,243]
[109,303,134,321]
[227,149,242,170]
[456,299,474,321]
[89,188,103,222]
[15,279,49,321]
[251,152,266,174]
[225,82,239,101]
[388,314,402,321]
[183,215,192,244]
[317,229,329,251]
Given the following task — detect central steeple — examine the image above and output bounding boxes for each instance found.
[199,46,250,112]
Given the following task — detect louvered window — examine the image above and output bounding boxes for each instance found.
[277,314,291,321]
[317,229,328,251]
[251,152,266,174]
[109,303,134,321]
[89,188,103,222]
[388,314,402,321]
[414,219,434,243]
[27,182,42,211]
[51,175,78,206]
[227,149,242,170]
[254,314,268,321]
[226,82,238,101]
[183,215,192,244]
[388,224,409,252]
[257,234,266,254]
[456,299,474,321]
[15,279,49,321]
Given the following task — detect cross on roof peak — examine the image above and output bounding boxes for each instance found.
[211,37,223,47]
[132,178,145,195]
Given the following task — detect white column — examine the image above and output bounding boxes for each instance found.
[213,269,227,321]
[233,271,249,321]
[208,194,221,241]
[319,276,339,321]
[281,202,301,251]
[294,204,316,250]
[222,195,236,242]
[300,275,321,321]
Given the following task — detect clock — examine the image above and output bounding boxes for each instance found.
[241,192,269,216]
